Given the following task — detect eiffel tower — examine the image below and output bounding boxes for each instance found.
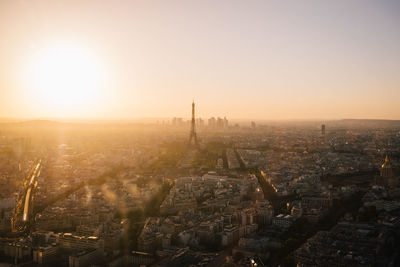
[189,101,198,147]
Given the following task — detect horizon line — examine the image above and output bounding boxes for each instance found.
[1,117,400,123]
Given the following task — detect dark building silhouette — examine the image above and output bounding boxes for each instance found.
[189,101,198,147]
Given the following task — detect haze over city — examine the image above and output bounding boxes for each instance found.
[1,1,400,267]
[1,0,400,120]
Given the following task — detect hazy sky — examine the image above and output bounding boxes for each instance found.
[0,0,399,120]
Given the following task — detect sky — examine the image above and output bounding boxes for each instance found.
[0,0,399,120]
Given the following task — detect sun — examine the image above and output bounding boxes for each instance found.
[24,43,107,117]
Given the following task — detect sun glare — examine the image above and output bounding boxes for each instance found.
[24,43,107,116]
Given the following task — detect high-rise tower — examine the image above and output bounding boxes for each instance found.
[189,101,198,147]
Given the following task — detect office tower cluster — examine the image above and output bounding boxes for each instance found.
[171,102,228,129]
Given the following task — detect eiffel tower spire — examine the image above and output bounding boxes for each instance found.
[189,100,198,147]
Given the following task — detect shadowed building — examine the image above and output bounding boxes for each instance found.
[376,155,398,187]
[380,155,393,177]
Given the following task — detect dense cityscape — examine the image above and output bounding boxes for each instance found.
[1,1,400,266]
[0,104,399,266]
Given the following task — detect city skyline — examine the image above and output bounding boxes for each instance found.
[1,1,400,266]
[0,0,400,120]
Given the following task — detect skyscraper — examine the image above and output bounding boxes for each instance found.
[224,117,229,128]
[321,124,326,136]
[208,117,216,128]
[217,117,224,128]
